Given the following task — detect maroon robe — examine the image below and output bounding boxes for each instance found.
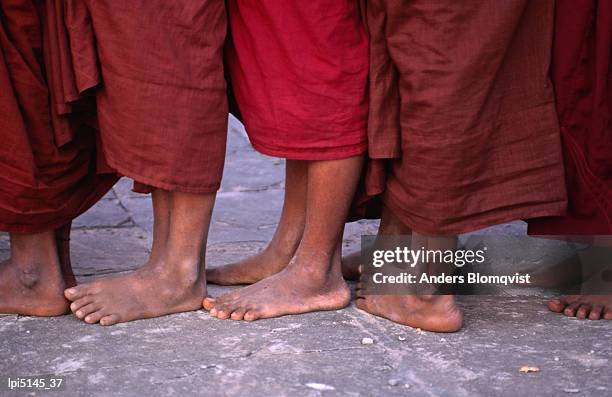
[0,0,116,233]
[529,0,612,235]
[64,0,229,194]
[227,0,368,160]
[354,0,567,234]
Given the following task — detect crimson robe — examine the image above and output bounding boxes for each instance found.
[529,0,612,235]
[354,0,567,234]
[227,0,368,160]
[65,0,229,193]
[0,0,116,233]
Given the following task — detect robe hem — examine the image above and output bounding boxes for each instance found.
[250,140,367,161]
[382,188,568,235]
[105,158,221,194]
[0,177,117,234]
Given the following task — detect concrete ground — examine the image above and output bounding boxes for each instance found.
[1,117,610,396]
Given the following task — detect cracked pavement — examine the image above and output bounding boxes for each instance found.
[1,117,610,396]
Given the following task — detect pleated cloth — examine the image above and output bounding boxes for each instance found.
[355,0,567,234]
[0,0,116,233]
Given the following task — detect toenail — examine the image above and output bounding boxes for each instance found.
[76,311,82,316]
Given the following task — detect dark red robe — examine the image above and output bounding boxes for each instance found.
[354,0,567,234]
[65,0,229,193]
[227,0,368,160]
[0,0,116,233]
[529,0,612,235]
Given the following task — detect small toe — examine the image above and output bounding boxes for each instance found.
[230,307,247,321]
[74,302,100,319]
[243,310,261,322]
[603,307,612,320]
[214,303,238,320]
[563,301,581,317]
[84,310,106,324]
[70,297,93,313]
[588,305,603,320]
[99,314,120,326]
[576,303,592,319]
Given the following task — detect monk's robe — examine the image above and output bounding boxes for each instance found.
[354,0,567,234]
[64,0,228,193]
[0,0,117,233]
[529,0,612,235]
[227,0,368,160]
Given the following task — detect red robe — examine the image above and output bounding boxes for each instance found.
[0,0,116,233]
[65,0,229,193]
[227,0,368,160]
[354,0,567,234]
[529,0,612,235]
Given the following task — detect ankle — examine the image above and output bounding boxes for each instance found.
[267,231,302,256]
[153,255,202,285]
[10,231,59,266]
[17,263,43,289]
[289,253,344,283]
[12,260,65,293]
[265,242,297,262]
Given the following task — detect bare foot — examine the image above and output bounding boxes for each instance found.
[0,231,74,316]
[208,160,307,286]
[0,258,70,316]
[206,245,293,285]
[203,257,351,321]
[355,282,463,332]
[64,260,205,326]
[548,295,612,320]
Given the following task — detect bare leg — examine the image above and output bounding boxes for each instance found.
[147,189,172,264]
[204,156,363,320]
[54,223,77,288]
[207,160,307,285]
[0,231,69,316]
[341,205,411,280]
[65,190,214,325]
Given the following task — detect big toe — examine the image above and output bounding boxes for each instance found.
[547,298,567,313]
[203,297,216,311]
[64,285,91,301]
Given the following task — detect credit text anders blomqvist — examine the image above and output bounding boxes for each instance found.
[371,272,532,286]
[369,247,531,285]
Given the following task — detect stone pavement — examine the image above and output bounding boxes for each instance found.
[1,117,610,396]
